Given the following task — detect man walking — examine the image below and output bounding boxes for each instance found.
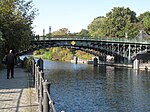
[5,50,15,79]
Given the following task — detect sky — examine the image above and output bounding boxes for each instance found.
[31,0,150,35]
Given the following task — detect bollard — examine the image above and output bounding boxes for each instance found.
[32,59,36,76]
[39,72,44,112]
[43,81,51,112]
[37,58,44,71]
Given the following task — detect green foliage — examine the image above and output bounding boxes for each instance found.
[88,7,140,38]
[33,47,93,61]
[52,28,70,37]
[79,29,90,37]
[0,31,4,60]
[33,50,39,55]
[75,50,93,60]
[49,47,73,61]
[0,0,38,52]
[106,7,138,38]
[88,16,107,37]
[23,57,33,72]
[138,11,150,34]
[43,52,52,60]
[39,49,45,54]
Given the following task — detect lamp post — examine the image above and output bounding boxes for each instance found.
[49,26,51,40]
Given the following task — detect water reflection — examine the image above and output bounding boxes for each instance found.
[44,60,150,112]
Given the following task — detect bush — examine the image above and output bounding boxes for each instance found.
[23,57,33,72]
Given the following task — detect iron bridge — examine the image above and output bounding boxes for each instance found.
[28,36,150,63]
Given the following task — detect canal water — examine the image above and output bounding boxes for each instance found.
[43,60,150,112]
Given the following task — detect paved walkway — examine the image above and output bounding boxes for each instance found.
[0,67,39,112]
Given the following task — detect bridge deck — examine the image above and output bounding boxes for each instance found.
[0,67,39,112]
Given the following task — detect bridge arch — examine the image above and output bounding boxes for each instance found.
[18,37,150,66]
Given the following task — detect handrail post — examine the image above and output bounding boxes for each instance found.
[37,68,40,102]
[32,59,36,85]
[35,65,40,102]
[35,65,38,90]
[32,59,35,76]
[43,81,51,112]
[39,72,44,112]
[32,58,56,112]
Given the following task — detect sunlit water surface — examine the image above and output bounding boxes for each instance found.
[43,60,150,112]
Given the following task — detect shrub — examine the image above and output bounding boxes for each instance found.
[23,57,33,72]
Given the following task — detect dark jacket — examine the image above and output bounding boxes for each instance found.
[6,53,15,69]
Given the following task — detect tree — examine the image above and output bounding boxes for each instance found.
[0,0,38,53]
[106,7,138,38]
[59,28,70,35]
[52,28,70,37]
[88,7,139,38]
[0,30,4,61]
[79,29,89,37]
[88,16,107,37]
[138,11,150,34]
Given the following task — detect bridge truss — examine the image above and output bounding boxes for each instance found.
[28,37,150,64]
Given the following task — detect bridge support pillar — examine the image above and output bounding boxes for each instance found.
[133,59,139,69]
[93,57,98,66]
[103,55,106,62]
[102,53,106,62]
[98,54,106,63]
[123,57,128,63]
[114,56,121,63]
[75,56,78,64]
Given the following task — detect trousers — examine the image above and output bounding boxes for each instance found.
[7,68,14,78]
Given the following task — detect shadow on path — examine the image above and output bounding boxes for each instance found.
[0,67,39,112]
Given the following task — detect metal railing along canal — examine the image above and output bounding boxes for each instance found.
[32,59,56,112]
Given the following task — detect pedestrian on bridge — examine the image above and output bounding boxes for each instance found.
[5,50,16,79]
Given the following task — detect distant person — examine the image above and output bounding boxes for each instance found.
[5,50,15,79]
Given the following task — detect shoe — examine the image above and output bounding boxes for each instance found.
[11,76,14,78]
[7,77,9,79]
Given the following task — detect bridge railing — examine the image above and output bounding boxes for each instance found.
[32,59,56,112]
[34,36,150,44]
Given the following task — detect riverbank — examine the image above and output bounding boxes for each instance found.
[139,62,150,70]
[100,62,133,68]
[100,62,150,71]
[71,59,150,71]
